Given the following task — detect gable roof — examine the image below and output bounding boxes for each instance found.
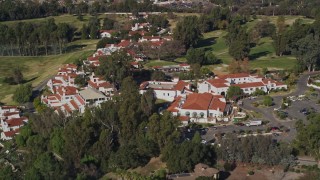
[173,81,188,91]
[182,93,213,110]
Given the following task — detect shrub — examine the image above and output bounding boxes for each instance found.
[248,170,255,175]
[263,96,273,106]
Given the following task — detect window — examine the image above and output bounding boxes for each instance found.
[185,111,190,116]
[200,112,204,118]
[163,93,165,96]
[209,113,213,117]
[192,112,197,118]
[245,88,248,91]
[168,93,169,96]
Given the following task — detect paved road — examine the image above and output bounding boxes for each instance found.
[24,76,52,113]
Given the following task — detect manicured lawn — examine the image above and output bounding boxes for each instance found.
[199,30,297,70]
[144,60,177,67]
[0,39,97,104]
[250,56,297,70]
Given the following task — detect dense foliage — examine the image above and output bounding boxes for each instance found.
[0,18,74,56]
[218,135,296,170]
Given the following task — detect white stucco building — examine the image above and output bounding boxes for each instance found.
[198,73,287,95]
[168,93,230,124]
[139,80,192,101]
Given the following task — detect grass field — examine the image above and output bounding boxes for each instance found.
[200,29,297,71]
[0,39,98,104]
[246,15,314,30]
[0,13,129,31]
[144,60,178,67]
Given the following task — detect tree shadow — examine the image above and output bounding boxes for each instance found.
[219,171,231,180]
[249,51,271,60]
[195,37,217,49]
[23,76,38,84]
[66,44,87,53]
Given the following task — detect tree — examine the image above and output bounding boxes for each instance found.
[96,37,118,49]
[103,18,115,30]
[151,71,166,81]
[13,84,32,103]
[204,52,221,65]
[173,16,202,48]
[292,34,320,72]
[75,75,87,87]
[186,48,205,65]
[229,40,250,60]
[159,40,185,60]
[81,24,88,39]
[4,67,24,84]
[147,112,180,150]
[294,113,320,159]
[253,19,276,37]
[263,96,273,106]
[226,86,243,100]
[96,51,132,84]
[118,77,143,143]
[277,16,286,34]
[140,89,156,116]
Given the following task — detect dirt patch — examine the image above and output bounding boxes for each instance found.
[131,157,166,176]
[227,165,303,180]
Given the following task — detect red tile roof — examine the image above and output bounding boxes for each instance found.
[117,40,131,48]
[1,106,18,110]
[6,117,27,127]
[63,104,72,113]
[182,93,213,110]
[100,30,116,34]
[3,112,19,116]
[209,97,226,112]
[167,96,182,112]
[173,81,188,91]
[69,100,79,110]
[3,129,20,137]
[75,95,85,105]
[56,86,77,96]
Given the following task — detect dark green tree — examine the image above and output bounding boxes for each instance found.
[226,86,243,99]
[173,16,202,48]
[13,84,32,103]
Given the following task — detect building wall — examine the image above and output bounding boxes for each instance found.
[153,90,177,101]
[241,86,267,94]
[198,82,210,93]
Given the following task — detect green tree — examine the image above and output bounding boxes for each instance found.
[173,16,202,48]
[103,18,115,30]
[151,71,166,81]
[226,86,243,99]
[292,34,320,72]
[140,89,156,116]
[186,48,205,65]
[295,113,320,159]
[75,75,87,87]
[13,84,32,103]
[118,77,143,143]
[263,96,273,106]
[96,51,132,84]
[81,24,88,39]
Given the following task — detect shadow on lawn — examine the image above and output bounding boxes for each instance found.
[196,37,217,49]
[249,51,271,60]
